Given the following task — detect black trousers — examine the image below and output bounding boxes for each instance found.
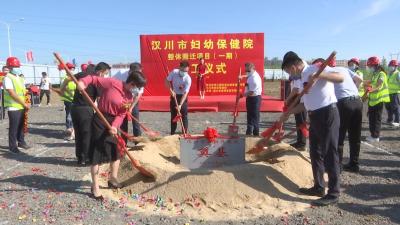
[71,105,94,161]
[246,95,261,136]
[294,111,307,146]
[170,95,188,135]
[337,96,363,166]
[39,89,50,104]
[8,109,26,151]
[385,93,400,123]
[308,103,340,197]
[368,102,384,138]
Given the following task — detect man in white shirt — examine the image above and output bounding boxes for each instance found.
[165,61,192,135]
[241,62,262,136]
[280,51,344,206]
[331,66,363,173]
[39,72,51,106]
[284,76,307,151]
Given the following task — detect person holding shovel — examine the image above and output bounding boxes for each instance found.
[78,71,147,200]
[280,51,344,206]
[119,62,144,142]
[285,73,307,151]
[165,60,192,135]
[240,62,262,136]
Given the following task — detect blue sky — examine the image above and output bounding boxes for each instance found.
[0,0,399,65]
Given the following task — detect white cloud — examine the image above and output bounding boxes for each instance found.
[332,0,397,35]
[360,0,393,18]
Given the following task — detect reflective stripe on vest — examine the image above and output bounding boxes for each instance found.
[369,71,390,106]
[356,70,365,97]
[3,74,26,109]
[60,76,76,102]
[388,70,400,94]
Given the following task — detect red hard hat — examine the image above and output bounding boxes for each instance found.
[57,64,65,70]
[367,56,380,67]
[389,60,399,67]
[348,58,360,66]
[66,62,75,69]
[80,64,88,72]
[6,57,21,68]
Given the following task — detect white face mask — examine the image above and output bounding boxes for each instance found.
[179,71,187,77]
[349,65,357,71]
[366,67,375,74]
[389,66,396,72]
[130,87,138,93]
[11,68,22,76]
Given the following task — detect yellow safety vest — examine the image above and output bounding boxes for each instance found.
[60,75,76,102]
[3,73,26,110]
[368,71,390,106]
[387,70,400,94]
[355,70,365,97]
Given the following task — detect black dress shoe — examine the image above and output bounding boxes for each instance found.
[299,186,325,197]
[9,148,21,154]
[311,195,339,206]
[90,188,104,201]
[343,163,360,173]
[108,181,123,189]
[18,143,31,150]
[77,160,86,166]
[290,142,307,151]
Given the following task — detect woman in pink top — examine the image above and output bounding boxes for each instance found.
[78,71,147,200]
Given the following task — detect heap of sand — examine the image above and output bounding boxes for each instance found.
[97,135,316,221]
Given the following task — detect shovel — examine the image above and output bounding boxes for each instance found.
[248,51,337,154]
[228,68,242,136]
[172,93,187,137]
[53,52,156,179]
[125,112,160,138]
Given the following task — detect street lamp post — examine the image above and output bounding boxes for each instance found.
[0,18,24,57]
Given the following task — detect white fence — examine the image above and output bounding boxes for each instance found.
[0,62,82,85]
[264,69,289,80]
[0,62,289,85]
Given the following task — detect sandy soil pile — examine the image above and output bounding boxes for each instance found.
[99,135,315,221]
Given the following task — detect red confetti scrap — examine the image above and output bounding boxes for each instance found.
[31,167,42,172]
[0,202,7,209]
[100,172,109,178]
[12,172,22,176]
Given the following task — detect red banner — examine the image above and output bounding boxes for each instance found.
[140,33,264,96]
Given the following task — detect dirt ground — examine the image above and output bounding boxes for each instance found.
[0,81,399,225]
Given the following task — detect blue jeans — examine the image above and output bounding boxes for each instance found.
[64,101,73,129]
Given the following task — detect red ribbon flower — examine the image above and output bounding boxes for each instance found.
[203,127,219,143]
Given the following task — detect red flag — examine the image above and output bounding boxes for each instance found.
[26,51,34,62]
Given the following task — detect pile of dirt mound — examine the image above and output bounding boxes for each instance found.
[98,135,315,221]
